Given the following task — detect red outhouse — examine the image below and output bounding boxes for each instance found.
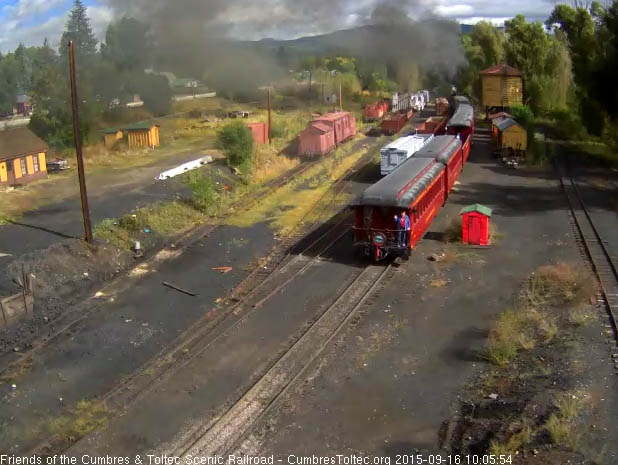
[460,204,492,246]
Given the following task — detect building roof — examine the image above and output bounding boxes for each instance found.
[460,204,493,216]
[413,135,462,164]
[122,122,160,131]
[488,111,513,121]
[495,117,523,132]
[479,63,523,77]
[447,103,474,128]
[101,122,159,134]
[0,127,48,162]
[354,157,444,208]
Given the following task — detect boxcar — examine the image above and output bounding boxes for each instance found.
[314,112,356,145]
[298,122,336,156]
[380,133,434,176]
[352,157,446,260]
[446,101,474,162]
[412,135,462,195]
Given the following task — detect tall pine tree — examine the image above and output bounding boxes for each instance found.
[60,0,98,65]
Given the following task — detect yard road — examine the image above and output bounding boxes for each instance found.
[0,149,210,292]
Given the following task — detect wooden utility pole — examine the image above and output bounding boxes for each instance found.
[267,87,272,145]
[339,82,343,111]
[68,40,93,243]
[308,71,312,98]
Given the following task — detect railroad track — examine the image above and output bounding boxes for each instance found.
[167,263,393,458]
[30,137,384,455]
[558,162,618,364]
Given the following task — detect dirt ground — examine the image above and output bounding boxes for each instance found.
[231,127,618,463]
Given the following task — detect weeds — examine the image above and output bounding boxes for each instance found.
[489,421,533,455]
[485,308,558,366]
[185,171,220,215]
[521,263,595,308]
[47,398,109,443]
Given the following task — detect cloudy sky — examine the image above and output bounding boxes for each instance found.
[0,0,557,53]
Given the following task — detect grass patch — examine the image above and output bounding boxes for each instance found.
[94,201,206,249]
[251,143,301,184]
[0,358,34,385]
[226,135,372,235]
[544,392,587,450]
[485,307,558,367]
[520,263,595,308]
[46,398,110,443]
[489,421,534,456]
[444,218,462,243]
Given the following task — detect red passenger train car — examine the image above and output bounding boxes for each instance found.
[352,157,446,260]
[413,135,462,196]
[446,97,475,162]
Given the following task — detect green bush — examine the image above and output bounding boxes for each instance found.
[270,122,286,139]
[510,104,534,130]
[185,171,219,214]
[216,121,254,167]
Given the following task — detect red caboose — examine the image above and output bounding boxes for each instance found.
[461,204,492,246]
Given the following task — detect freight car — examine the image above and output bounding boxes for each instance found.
[352,157,446,260]
[381,112,410,135]
[446,97,474,162]
[380,134,434,176]
[298,111,356,157]
[415,116,446,135]
[314,111,356,145]
[364,100,389,122]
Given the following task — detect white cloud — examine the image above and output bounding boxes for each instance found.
[0,3,114,52]
[434,4,475,17]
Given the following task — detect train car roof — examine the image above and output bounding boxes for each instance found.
[354,157,444,208]
[380,134,432,153]
[413,135,462,164]
[447,103,474,128]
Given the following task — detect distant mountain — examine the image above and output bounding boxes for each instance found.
[460,24,474,34]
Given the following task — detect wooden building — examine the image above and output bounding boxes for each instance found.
[0,127,48,185]
[479,64,523,112]
[102,123,160,149]
[102,128,124,147]
[125,123,160,149]
[495,117,527,152]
